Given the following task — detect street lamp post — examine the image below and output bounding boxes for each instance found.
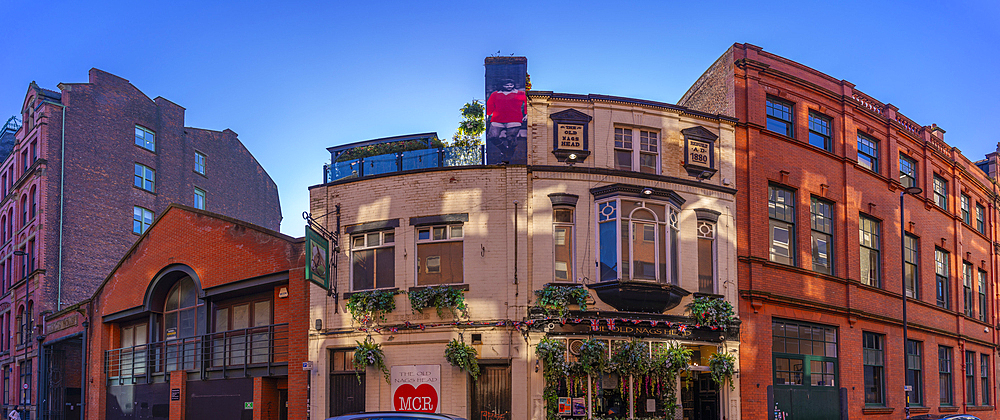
[900,186,922,419]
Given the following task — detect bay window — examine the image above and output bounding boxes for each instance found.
[597,196,679,284]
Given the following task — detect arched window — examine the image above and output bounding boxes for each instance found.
[163,276,201,371]
[19,195,26,229]
[6,209,12,240]
[28,187,36,221]
[14,306,23,346]
[2,215,7,241]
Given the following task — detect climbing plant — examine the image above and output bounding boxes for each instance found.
[535,337,566,420]
[709,351,737,390]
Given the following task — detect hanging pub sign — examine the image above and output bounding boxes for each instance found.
[485,56,528,165]
[550,109,592,163]
[305,226,329,289]
[681,126,718,179]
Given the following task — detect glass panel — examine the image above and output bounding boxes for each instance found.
[215,308,229,331]
[383,231,394,243]
[632,222,656,280]
[179,279,196,308]
[599,220,617,281]
[418,229,430,240]
[450,225,462,238]
[433,227,446,240]
[352,249,374,290]
[366,233,380,247]
[254,301,270,327]
[179,308,196,338]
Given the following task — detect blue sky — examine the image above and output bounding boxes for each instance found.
[2,0,998,237]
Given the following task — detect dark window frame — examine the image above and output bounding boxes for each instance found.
[766,97,794,138]
[904,234,919,299]
[965,350,976,406]
[961,194,971,225]
[933,175,948,210]
[769,185,796,266]
[935,248,950,309]
[906,339,923,407]
[859,214,881,287]
[808,112,832,151]
[939,346,953,406]
[863,331,885,405]
[857,133,879,173]
[810,197,834,275]
[900,154,917,188]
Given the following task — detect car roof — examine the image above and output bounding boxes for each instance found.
[327,412,467,420]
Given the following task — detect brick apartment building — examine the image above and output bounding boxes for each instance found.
[308,58,741,419]
[62,205,306,420]
[680,43,999,419]
[4,69,281,420]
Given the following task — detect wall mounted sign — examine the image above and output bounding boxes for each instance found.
[681,126,718,179]
[550,109,593,162]
[391,365,441,413]
[171,389,180,401]
[305,226,329,290]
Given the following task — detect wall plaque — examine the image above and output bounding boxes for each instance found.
[681,126,718,179]
[550,109,593,162]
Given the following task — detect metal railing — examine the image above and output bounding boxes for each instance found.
[104,323,288,383]
[325,145,485,182]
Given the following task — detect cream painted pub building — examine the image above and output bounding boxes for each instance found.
[307,59,740,420]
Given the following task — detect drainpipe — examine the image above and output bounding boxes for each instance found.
[81,319,88,420]
[38,99,66,312]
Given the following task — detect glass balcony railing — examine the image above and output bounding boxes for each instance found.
[104,323,289,383]
[325,145,484,183]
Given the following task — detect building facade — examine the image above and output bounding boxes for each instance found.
[68,205,306,420]
[308,59,740,420]
[4,69,281,420]
[680,43,999,419]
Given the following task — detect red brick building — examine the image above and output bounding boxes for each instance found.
[4,69,281,420]
[681,43,998,419]
[68,204,306,420]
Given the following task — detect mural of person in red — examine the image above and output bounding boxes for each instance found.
[486,78,527,163]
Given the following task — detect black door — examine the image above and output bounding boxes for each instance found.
[329,373,364,417]
[470,363,511,420]
[278,389,287,420]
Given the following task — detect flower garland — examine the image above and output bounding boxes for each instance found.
[444,339,480,380]
[709,351,737,390]
[346,289,401,326]
[409,286,469,318]
[352,337,390,384]
[687,296,736,329]
[533,285,589,318]
[576,338,609,375]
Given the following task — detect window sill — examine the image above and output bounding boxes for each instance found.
[194,170,207,178]
[861,406,893,414]
[408,284,468,293]
[939,405,959,412]
[132,186,157,195]
[906,406,930,414]
[967,405,994,411]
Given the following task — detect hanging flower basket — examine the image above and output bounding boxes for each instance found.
[410,286,469,318]
[346,289,401,326]
[444,339,480,380]
[709,351,737,390]
[353,337,390,384]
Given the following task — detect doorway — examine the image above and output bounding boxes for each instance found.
[681,371,719,420]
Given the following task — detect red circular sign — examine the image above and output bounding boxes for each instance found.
[392,383,438,413]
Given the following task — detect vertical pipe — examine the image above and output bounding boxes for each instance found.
[900,191,909,419]
[81,320,88,420]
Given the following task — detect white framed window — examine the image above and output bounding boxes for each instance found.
[596,198,678,284]
[416,225,463,285]
[135,125,155,152]
[194,188,206,210]
[351,230,395,290]
[195,151,206,175]
[133,206,153,234]
[553,207,575,282]
[613,127,659,174]
[134,163,155,192]
[697,221,715,293]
